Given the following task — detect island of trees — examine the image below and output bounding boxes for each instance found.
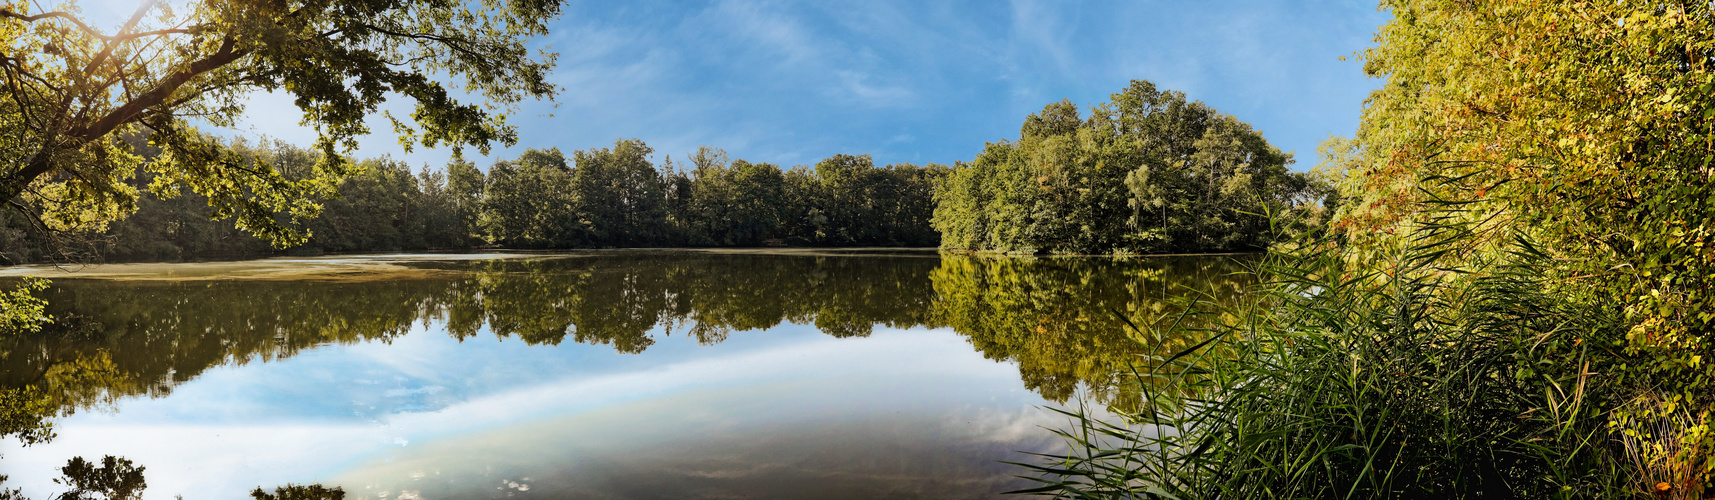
[934,81,1331,254]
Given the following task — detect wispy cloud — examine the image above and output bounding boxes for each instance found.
[836,70,915,106]
[202,1,1387,172]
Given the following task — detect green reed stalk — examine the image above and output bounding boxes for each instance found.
[1013,205,1639,499]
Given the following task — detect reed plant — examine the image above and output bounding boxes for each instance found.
[1012,210,1669,499]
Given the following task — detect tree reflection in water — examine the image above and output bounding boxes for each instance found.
[933,255,1251,412]
[0,251,1249,494]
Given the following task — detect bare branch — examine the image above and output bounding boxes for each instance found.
[355,22,486,61]
[77,36,247,142]
[0,9,104,38]
[106,28,192,42]
[81,0,161,78]
[0,7,186,41]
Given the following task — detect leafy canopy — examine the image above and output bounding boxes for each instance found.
[0,0,562,245]
[932,80,1329,255]
[1332,0,1715,403]
[1320,0,1715,494]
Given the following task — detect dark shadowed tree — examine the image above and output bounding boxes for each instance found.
[571,139,667,246]
[443,153,486,247]
[481,148,576,247]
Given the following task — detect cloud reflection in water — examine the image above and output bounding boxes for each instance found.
[2,322,1060,499]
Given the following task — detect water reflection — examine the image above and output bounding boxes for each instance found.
[0,251,1250,498]
[934,256,1248,411]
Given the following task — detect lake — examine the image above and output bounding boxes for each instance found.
[0,250,1250,499]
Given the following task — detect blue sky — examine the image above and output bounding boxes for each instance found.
[232,0,1390,171]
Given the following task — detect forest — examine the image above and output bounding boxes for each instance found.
[0,139,946,263]
[0,81,1326,264]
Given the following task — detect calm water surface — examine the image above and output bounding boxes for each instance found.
[0,250,1249,499]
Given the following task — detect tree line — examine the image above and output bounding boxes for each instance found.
[472,141,945,249]
[0,81,1328,264]
[0,139,947,263]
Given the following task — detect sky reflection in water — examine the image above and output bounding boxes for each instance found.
[0,251,1248,499]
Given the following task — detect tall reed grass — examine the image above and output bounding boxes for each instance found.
[1011,213,1695,499]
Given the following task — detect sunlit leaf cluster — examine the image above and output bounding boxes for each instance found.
[0,0,561,246]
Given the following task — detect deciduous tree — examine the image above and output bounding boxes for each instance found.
[0,0,562,245]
